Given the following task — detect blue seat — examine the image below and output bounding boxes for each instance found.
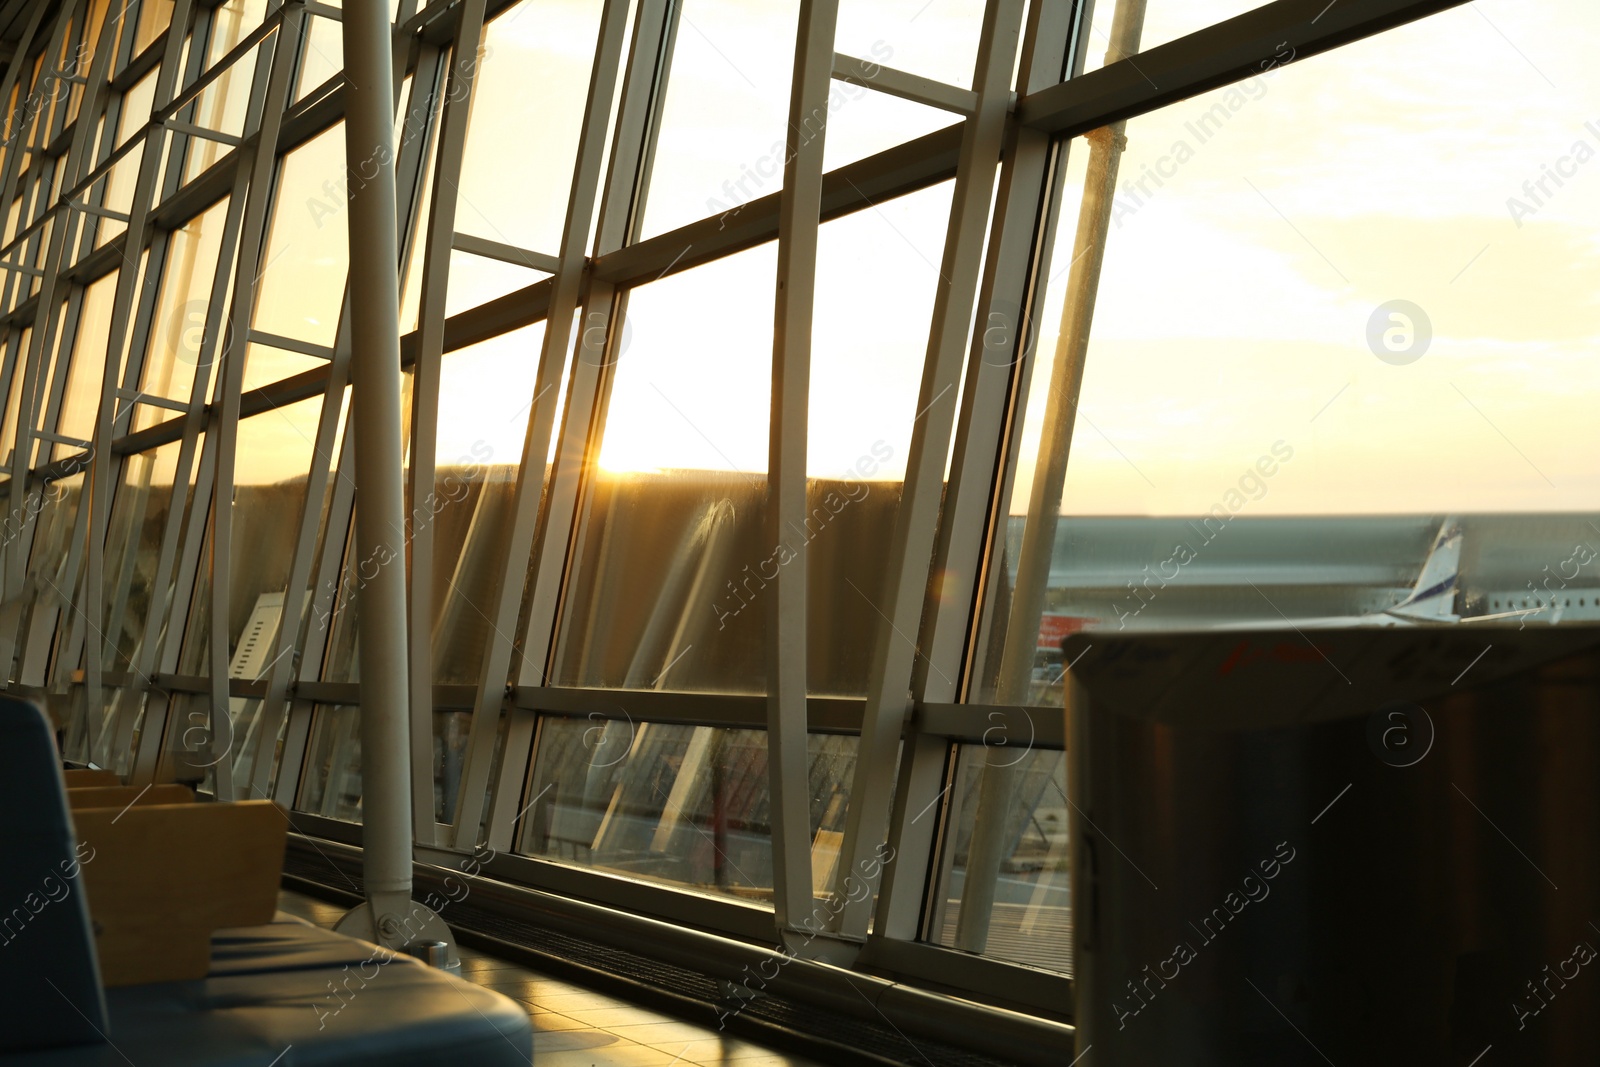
[0,695,108,1053]
[0,697,534,1065]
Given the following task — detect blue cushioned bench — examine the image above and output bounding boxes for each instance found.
[1,696,533,1065]
[9,914,534,1066]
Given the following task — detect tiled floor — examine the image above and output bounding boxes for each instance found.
[278,890,829,1067]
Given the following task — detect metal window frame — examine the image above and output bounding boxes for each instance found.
[401,0,488,845]
[764,0,841,949]
[239,11,443,807]
[488,0,681,857]
[446,0,635,851]
[830,0,1027,943]
[83,0,202,760]
[203,0,306,799]
[869,0,1084,954]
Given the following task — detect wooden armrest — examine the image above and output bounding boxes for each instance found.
[63,768,119,787]
[72,801,288,986]
[68,784,194,810]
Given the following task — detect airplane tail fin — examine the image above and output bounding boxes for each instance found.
[1388,517,1462,621]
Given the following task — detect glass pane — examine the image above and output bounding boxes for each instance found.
[299,705,505,828]
[207,0,269,69]
[298,703,363,820]
[836,0,983,88]
[92,439,201,777]
[931,745,1070,974]
[183,9,265,183]
[454,0,602,254]
[978,0,1600,706]
[86,151,145,249]
[161,691,223,792]
[66,0,115,123]
[138,197,233,406]
[92,691,155,777]
[432,709,472,824]
[398,88,436,335]
[242,342,325,393]
[27,304,70,465]
[230,394,342,674]
[101,439,187,672]
[4,193,21,245]
[15,473,85,696]
[22,218,55,302]
[516,715,863,905]
[556,179,951,696]
[444,252,547,319]
[821,87,959,174]
[318,521,360,685]
[54,273,118,451]
[29,58,65,148]
[175,509,214,678]
[116,69,158,148]
[317,383,404,685]
[804,180,952,696]
[643,0,798,238]
[427,322,543,686]
[0,329,27,465]
[226,394,345,784]
[134,0,176,56]
[294,13,343,100]
[553,243,775,692]
[16,55,48,154]
[254,124,348,349]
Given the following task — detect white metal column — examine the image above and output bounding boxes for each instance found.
[338,0,419,946]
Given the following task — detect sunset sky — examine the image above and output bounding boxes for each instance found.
[232,0,1600,521]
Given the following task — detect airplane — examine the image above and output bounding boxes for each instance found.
[1030,516,1600,694]
[1225,516,1600,630]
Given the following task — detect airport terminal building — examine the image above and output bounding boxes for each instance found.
[1,0,1597,1064]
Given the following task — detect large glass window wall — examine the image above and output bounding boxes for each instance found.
[0,0,1578,1021]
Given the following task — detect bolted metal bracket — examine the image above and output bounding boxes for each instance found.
[334,899,461,973]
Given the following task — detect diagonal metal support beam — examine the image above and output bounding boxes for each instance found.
[491,0,685,854]
[831,52,977,115]
[206,7,306,801]
[831,0,1027,942]
[767,0,841,952]
[866,0,1083,950]
[1016,0,1473,137]
[403,0,488,845]
[449,0,635,850]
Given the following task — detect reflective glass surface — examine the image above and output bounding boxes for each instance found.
[931,745,1069,974]
[454,0,602,255]
[253,124,348,352]
[553,243,776,693]
[426,322,544,687]
[516,715,861,905]
[978,2,1600,706]
[643,0,798,238]
[138,197,232,407]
